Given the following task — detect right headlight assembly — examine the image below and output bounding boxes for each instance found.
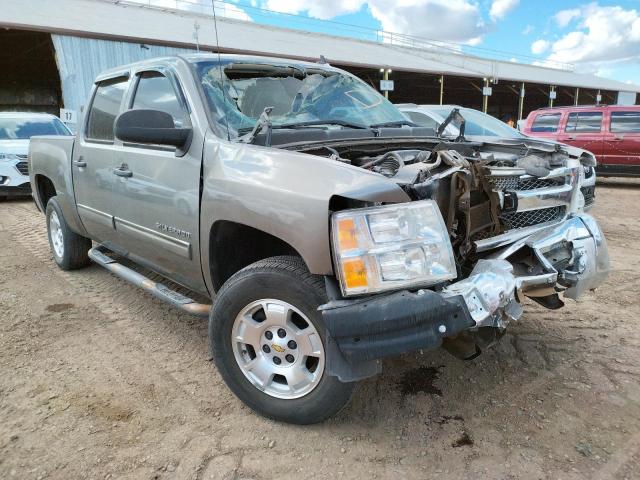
[331,200,457,296]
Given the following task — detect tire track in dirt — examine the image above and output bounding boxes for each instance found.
[0,202,261,478]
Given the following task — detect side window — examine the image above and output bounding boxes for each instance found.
[131,71,189,128]
[86,77,128,142]
[610,111,640,133]
[530,113,561,133]
[565,112,602,133]
[404,111,439,130]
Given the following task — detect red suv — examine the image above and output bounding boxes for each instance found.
[523,105,640,177]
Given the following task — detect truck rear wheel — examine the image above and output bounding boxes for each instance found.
[209,256,355,424]
[46,197,92,270]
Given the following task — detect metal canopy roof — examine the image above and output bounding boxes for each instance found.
[4,0,639,93]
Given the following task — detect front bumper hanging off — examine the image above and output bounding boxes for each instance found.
[321,213,609,381]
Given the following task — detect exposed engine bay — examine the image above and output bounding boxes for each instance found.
[293,137,596,284]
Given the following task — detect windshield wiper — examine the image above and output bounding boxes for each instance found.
[272,120,367,130]
[368,120,418,128]
[437,108,467,142]
[239,106,274,145]
[238,118,368,144]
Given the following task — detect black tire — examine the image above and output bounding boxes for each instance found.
[209,255,355,424]
[46,197,92,270]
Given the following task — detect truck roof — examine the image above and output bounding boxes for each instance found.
[95,53,343,82]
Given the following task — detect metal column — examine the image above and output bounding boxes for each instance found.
[383,69,389,100]
[574,87,580,106]
[482,78,489,113]
[518,82,525,120]
[549,86,556,108]
[439,75,444,105]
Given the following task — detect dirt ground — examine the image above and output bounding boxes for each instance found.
[1,179,639,480]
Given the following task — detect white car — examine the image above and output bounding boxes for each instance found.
[398,104,598,209]
[397,103,524,138]
[0,112,71,199]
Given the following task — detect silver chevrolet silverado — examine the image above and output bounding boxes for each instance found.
[29,54,609,424]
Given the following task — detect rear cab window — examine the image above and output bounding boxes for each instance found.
[565,111,602,133]
[85,76,129,143]
[530,113,562,133]
[610,111,640,133]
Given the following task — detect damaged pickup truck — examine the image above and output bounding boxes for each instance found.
[29,54,609,424]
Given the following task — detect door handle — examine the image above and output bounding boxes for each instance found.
[113,167,133,178]
[73,156,87,168]
[565,136,576,140]
[612,136,624,141]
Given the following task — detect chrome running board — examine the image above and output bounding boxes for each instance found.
[88,245,211,317]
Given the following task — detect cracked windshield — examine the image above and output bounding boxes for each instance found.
[195,62,409,138]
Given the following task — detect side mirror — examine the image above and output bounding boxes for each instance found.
[114,109,192,151]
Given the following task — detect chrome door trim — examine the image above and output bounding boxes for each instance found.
[77,204,115,229]
[114,217,192,260]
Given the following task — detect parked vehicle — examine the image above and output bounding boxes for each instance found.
[523,105,640,177]
[0,112,71,199]
[29,55,609,424]
[398,103,525,139]
[398,104,597,209]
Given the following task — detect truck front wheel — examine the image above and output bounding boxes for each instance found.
[209,256,355,424]
[46,197,92,270]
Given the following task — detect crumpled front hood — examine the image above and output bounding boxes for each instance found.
[0,139,29,155]
[473,135,597,165]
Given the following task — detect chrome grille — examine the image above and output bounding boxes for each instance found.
[16,154,28,160]
[16,161,29,175]
[488,176,519,190]
[488,176,557,191]
[501,207,566,230]
[517,178,557,190]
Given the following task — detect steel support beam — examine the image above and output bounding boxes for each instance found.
[483,78,489,113]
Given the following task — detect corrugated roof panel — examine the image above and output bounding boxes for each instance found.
[51,35,195,128]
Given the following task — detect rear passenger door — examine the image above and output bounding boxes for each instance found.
[557,111,604,161]
[603,110,640,168]
[111,68,205,291]
[73,75,129,245]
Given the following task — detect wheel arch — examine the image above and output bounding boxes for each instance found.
[208,220,307,292]
[34,174,57,211]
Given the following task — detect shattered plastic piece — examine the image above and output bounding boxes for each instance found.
[443,259,519,328]
[517,154,551,177]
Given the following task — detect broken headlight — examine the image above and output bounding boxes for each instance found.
[331,201,457,296]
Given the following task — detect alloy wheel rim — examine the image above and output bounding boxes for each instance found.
[49,211,64,258]
[231,298,325,399]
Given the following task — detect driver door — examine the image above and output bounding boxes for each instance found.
[111,68,204,290]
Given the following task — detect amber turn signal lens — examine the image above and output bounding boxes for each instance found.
[337,218,358,251]
[342,258,368,289]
